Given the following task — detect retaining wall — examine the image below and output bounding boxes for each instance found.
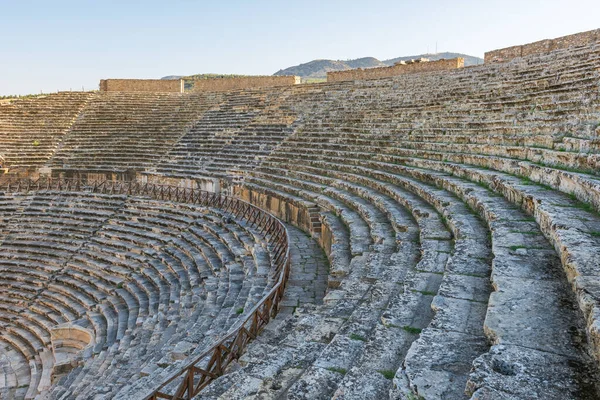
[99,79,184,93]
[189,76,300,92]
[485,29,600,63]
[327,58,464,82]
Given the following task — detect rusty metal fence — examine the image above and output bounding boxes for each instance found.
[0,177,291,399]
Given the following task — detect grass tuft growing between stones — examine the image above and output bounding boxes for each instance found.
[508,245,528,251]
[567,194,596,214]
[412,289,437,296]
[326,367,347,375]
[349,333,367,342]
[236,307,244,314]
[406,393,426,400]
[378,369,396,380]
[402,326,422,335]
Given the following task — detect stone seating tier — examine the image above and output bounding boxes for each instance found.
[2,36,600,399]
[0,190,276,399]
[198,41,600,399]
[0,93,91,169]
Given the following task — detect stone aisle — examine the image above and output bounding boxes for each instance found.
[279,225,329,315]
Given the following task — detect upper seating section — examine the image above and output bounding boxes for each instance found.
[154,87,298,179]
[48,92,224,174]
[0,93,91,170]
[0,88,300,179]
[2,37,599,181]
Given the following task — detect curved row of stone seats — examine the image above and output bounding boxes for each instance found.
[48,92,224,173]
[194,42,600,397]
[53,204,272,399]
[200,150,504,398]
[4,40,598,180]
[0,192,32,243]
[280,43,600,174]
[270,114,600,357]
[0,93,91,169]
[277,50,600,179]
[0,190,277,400]
[0,191,128,399]
[154,88,297,179]
[247,147,600,397]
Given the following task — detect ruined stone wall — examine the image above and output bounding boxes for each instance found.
[189,76,300,92]
[485,29,600,63]
[99,79,183,93]
[141,174,221,192]
[326,58,464,82]
[234,186,314,234]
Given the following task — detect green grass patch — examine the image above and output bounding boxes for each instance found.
[512,217,536,222]
[566,194,597,214]
[519,176,553,190]
[508,245,528,251]
[457,272,487,278]
[326,367,347,374]
[568,193,579,202]
[349,333,367,342]
[412,289,436,296]
[519,177,536,186]
[378,369,396,380]
[236,307,244,314]
[570,200,595,213]
[415,269,444,275]
[508,230,539,235]
[475,254,495,263]
[588,231,600,237]
[402,326,422,335]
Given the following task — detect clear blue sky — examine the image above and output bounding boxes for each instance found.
[1,0,598,95]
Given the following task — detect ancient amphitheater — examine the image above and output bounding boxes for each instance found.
[1,29,600,399]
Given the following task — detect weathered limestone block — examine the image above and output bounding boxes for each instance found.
[467,345,598,399]
[393,329,488,399]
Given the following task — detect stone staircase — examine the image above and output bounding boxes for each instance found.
[0,93,91,171]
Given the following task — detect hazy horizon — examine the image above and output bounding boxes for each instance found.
[1,0,599,95]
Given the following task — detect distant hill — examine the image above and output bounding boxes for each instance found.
[163,52,483,81]
[274,52,483,79]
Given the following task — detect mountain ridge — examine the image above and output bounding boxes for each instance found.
[273,52,483,78]
[162,52,483,80]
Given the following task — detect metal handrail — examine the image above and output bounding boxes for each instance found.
[0,177,291,400]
